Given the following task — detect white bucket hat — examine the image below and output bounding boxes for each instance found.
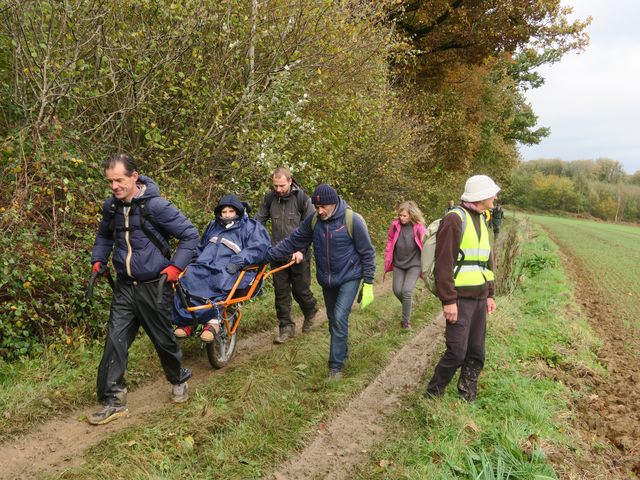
[460,175,500,202]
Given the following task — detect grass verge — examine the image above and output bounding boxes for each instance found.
[52,283,439,479]
[352,219,603,479]
[0,276,309,438]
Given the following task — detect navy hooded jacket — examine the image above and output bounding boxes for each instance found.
[267,198,376,288]
[91,175,199,282]
[173,195,271,325]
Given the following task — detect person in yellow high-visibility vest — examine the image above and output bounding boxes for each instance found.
[424,175,499,401]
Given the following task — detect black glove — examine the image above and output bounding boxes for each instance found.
[226,263,240,275]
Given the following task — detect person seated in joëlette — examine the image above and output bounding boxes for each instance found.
[172,194,271,342]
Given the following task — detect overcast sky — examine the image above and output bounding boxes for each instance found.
[519,0,640,175]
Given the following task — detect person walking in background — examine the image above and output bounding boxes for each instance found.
[425,175,499,402]
[89,153,198,425]
[491,203,504,238]
[446,199,456,214]
[383,201,426,329]
[266,184,376,380]
[255,167,318,344]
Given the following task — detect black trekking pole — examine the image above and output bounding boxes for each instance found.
[86,264,115,300]
[156,273,167,304]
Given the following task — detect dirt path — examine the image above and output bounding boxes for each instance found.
[542,230,640,478]
[0,281,395,480]
[271,315,444,480]
[1,326,281,480]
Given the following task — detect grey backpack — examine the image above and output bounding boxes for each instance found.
[421,207,466,295]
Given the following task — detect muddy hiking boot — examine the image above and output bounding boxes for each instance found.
[457,363,482,402]
[171,382,189,403]
[302,309,318,333]
[274,325,295,344]
[87,404,128,425]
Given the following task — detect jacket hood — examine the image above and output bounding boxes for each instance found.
[214,194,248,217]
[121,175,160,203]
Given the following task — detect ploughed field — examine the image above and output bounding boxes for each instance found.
[529,213,640,475]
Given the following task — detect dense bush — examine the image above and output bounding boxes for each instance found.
[0,0,589,361]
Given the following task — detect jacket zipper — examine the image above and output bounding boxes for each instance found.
[124,205,133,277]
[325,223,332,287]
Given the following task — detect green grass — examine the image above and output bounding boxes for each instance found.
[352,219,603,479]
[55,282,440,479]
[525,213,640,331]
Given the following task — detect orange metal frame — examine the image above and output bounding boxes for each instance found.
[184,260,295,336]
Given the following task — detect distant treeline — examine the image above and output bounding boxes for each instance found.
[505,158,640,222]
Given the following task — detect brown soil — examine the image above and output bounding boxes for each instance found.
[543,230,640,479]
[2,281,424,480]
[270,315,444,480]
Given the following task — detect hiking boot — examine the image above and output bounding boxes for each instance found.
[274,325,295,344]
[171,382,189,403]
[327,369,344,381]
[87,404,128,425]
[174,326,192,338]
[114,388,128,405]
[400,321,411,330]
[200,320,220,343]
[302,310,318,333]
[423,389,444,400]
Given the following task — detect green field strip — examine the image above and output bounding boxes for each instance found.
[528,214,640,330]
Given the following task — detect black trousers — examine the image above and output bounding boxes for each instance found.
[271,257,318,330]
[427,297,487,400]
[97,279,191,406]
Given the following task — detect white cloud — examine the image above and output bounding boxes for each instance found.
[520,0,640,174]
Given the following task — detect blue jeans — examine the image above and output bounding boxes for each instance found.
[322,279,361,370]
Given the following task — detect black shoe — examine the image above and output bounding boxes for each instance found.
[302,311,318,333]
[274,325,295,344]
[87,404,128,425]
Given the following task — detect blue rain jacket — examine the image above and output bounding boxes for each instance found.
[267,198,376,288]
[173,195,271,325]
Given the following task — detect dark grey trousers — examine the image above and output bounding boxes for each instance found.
[391,266,421,324]
[272,257,318,331]
[97,279,191,406]
[426,297,487,400]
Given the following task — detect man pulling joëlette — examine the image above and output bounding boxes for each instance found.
[266,184,376,380]
[89,153,198,425]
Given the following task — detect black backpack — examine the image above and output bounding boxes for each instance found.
[105,198,172,259]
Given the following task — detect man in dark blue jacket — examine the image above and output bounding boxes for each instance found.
[267,184,376,380]
[88,153,198,425]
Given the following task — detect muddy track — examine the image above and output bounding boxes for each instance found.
[271,315,444,480]
[0,281,395,480]
[542,228,640,478]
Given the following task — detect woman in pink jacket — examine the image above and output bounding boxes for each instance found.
[383,201,426,329]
